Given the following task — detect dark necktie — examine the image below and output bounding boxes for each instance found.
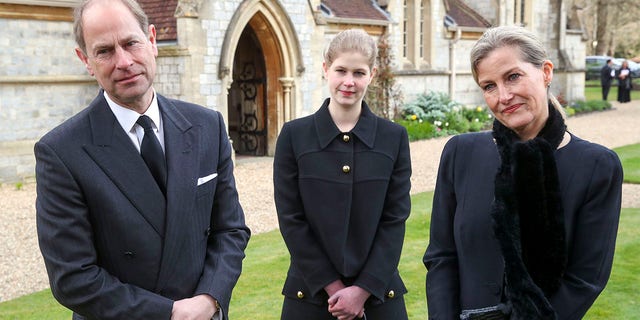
[136,115,167,194]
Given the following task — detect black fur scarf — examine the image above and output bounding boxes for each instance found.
[491,103,568,319]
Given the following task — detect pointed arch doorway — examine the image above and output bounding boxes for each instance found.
[220,0,304,157]
[228,25,268,156]
[227,13,286,157]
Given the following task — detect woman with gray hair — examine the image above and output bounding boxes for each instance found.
[423,25,622,319]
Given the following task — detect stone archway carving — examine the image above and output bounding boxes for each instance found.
[174,0,202,18]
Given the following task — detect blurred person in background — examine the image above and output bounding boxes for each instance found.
[616,60,632,103]
[600,58,614,100]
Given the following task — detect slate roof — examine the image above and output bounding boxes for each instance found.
[321,0,390,22]
[138,0,178,41]
[444,0,491,28]
[138,0,488,41]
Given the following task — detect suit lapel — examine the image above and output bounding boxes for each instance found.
[154,95,200,291]
[82,93,167,236]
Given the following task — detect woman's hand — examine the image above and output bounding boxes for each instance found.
[327,285,370,320]
[324,279,346,297]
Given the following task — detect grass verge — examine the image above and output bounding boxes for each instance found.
[613,144,640,183]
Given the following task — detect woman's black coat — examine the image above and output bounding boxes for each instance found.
[423,131,622,319]
[274,99,412,307]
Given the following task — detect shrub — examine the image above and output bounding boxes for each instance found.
[401,91,461,123]
[564,106,576,117]
[461,106,493,132]
[568,99,612,115]
[397,119,436,141]
[399,91,493,140]
[444,111,470,134]
[398,92,610,142]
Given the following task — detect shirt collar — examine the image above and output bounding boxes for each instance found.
[104,90,161,133]
[314,98,377,149]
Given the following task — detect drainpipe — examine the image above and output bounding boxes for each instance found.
[449,27,462,101]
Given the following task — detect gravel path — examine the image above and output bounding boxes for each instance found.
[1,101,639,302]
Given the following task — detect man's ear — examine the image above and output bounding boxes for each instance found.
[322,60,328,79]
[75,48,94,76]
[148,24,158,57]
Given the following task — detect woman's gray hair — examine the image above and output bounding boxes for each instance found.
[470,26,564,116]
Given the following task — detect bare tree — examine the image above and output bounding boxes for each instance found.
[599,0,640,57]
[580,0,640,57]
[594,0,609,55]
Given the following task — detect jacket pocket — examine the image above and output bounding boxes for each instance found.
[195,175,216,198]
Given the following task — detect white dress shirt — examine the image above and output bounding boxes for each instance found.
[104,91,165,153]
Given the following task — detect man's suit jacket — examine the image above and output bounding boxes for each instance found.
[35,91,250,319]
[600,64,613,86]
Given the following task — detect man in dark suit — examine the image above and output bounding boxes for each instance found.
[35,0,250,319]
[600,58,614,100]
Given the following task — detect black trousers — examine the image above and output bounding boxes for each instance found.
[602,84,611,100]
[281,295,408,320]
[618,85,631,102]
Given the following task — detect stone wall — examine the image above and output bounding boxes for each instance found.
[155,53,186,101]
[0,17,97,183]
[0,0,588,183]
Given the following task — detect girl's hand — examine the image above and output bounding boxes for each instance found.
[327,286,370,320]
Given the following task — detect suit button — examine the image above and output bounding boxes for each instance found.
[342,165,350,173]
[204,228,211,236]
[387,290,395,298]
[297,291,304,299]
[124,251,135,258]
[342,134,350,142]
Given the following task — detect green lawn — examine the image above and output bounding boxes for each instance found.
[613,144,640,183]
[584,82,617,101]
[584,79,640,101]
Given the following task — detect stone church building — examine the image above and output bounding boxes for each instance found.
[0,0,587,183]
